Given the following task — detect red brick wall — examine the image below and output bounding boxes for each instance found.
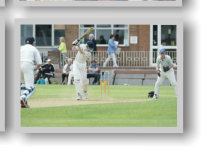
[138,25,150,51]
[65,25,79,50]
[64,25,150,52]
[129,25,139,51]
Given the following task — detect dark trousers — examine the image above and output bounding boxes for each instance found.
[43,74,53,84]
[34,70,53,84]
[62,73,69,83]
[87,73,100,84]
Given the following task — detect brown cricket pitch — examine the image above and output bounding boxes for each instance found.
[28,98,152,108]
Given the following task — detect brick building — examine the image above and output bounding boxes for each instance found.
[21,24,177,67]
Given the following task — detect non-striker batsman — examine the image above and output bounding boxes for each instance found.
[20,37,42,108]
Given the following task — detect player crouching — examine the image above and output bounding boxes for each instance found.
[72,40,94,100]
[20,37,42,108]
[153,49,177,99]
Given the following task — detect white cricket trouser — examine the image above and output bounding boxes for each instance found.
[73,61,89,96]
[20,61,34,89]
[103,53,118,67]
[67,72,74,85]
[154,68,177,97]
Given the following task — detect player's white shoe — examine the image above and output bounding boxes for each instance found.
[84,91,88,99]
[76,93,82,100]
[153,94,158,100]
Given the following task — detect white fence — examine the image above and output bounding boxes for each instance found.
[67,50,177,67]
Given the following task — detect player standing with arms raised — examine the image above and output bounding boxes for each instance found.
[72,40,94,100]
[20,37,42,108]
[153,49,177,99]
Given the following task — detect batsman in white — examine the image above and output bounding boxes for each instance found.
[72,40,94,100]
[20,37,42,108]
[153,49,177,99]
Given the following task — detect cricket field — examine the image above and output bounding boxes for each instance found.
[21,85,177,127]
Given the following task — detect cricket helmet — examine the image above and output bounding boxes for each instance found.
[86,41,94,49]
[25,37,35,45]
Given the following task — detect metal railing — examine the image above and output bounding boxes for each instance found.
[67,50,177,67]
[152,51,177,64]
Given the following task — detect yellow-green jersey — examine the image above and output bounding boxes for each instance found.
[58,42,67,54]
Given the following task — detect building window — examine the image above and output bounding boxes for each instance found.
[150,25,177,65]
[161,25,176,46]
[153,25,158,46]
[35,25,52,46]
[96,25,111,45]
[20,24,65,47]
[165,49,177,63]
[54,25,65,46]
[21,25,33,45]
[79,24,129,46]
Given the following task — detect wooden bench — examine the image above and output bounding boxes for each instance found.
[113,70,157,85]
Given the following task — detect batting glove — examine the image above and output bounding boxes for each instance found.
[72,39,80,46]
[157,70,161,77]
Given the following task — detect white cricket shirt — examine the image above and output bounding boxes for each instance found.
[20,44,42,65]
[75,44,91,64]
[156,55,174,71]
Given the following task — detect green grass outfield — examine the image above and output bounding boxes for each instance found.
[21,85,177,127]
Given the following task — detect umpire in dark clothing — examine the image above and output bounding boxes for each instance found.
[89,34,97,54]
[34,59,55,84]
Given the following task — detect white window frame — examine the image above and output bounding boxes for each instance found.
[21,24,34,46]
[22,24,129,48]
[27,24,61,48]
[79,24,129,47]
[150,24,178,66]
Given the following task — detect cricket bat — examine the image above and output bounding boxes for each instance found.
[79,27,94,41]
[72,27,94,46]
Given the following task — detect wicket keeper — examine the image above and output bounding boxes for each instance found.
[153,49,177,99]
